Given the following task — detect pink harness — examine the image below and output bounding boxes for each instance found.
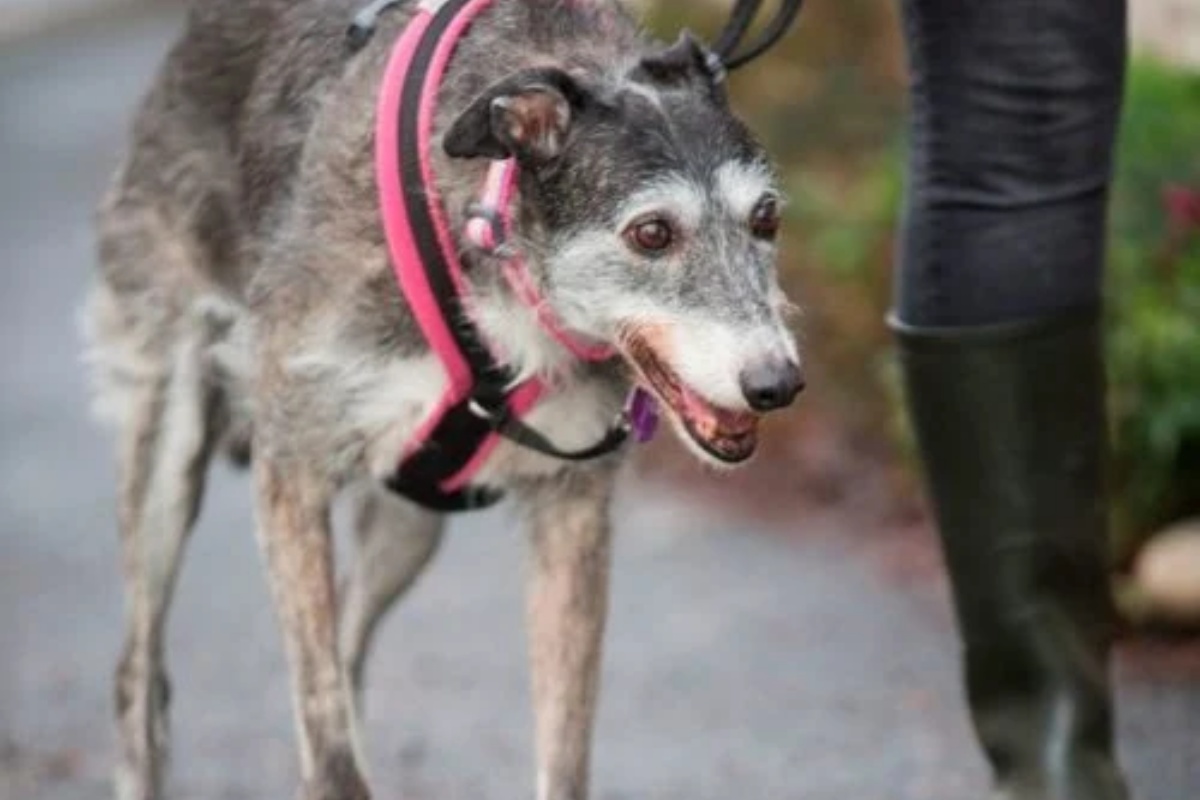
[366,0,657,511]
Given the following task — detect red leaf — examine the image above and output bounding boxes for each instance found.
[1162,185,1200,231]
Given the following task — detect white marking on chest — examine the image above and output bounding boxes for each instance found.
[286,340,450,479]
[293,319,625,485]
[354,356,450,478]
[467,288,576,386]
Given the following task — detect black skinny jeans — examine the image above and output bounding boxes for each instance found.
[895,0,1127,328]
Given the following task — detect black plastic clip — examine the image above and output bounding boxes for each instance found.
[347,0,404,51]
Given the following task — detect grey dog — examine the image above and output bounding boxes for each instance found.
[84,0,803,797]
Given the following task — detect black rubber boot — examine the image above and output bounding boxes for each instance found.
[891,308,1130,800]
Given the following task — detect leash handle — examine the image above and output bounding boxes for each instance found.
[712,0,806,72]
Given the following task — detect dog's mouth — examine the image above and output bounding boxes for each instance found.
[620,331,759,465]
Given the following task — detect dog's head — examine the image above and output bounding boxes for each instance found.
[445,33,802,467]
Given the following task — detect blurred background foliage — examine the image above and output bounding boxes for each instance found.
[644,1,1200,569]
[1107,62,1200,562]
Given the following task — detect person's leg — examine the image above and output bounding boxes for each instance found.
[891,1,1130,798]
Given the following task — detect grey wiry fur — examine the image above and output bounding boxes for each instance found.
[84,1,802,798]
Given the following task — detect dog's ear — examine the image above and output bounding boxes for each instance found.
[444,68,590,163]
[633,31,724,93]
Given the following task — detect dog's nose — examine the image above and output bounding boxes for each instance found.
[740,359,805,411]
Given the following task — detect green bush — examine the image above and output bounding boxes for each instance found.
[1106,61,1200,558]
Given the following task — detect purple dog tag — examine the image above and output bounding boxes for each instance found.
[627,388,659,443]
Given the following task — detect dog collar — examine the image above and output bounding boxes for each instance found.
[366,0,657,512]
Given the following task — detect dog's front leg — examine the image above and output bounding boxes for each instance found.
[255,457,370,800]
[523,469,617,800]
[339,483,445,701]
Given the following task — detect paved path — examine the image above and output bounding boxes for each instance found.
[0,0,159,44]
[1,9,1197,799]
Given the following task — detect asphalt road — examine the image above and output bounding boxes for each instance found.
[1,8,1197,800]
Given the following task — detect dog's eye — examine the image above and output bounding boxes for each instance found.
[625,217,675,255]
[750,197,781,241]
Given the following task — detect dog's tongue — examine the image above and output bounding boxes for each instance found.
[680,386,757,440]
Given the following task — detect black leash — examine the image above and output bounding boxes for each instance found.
[711,0,807,72]
[348,0,806,67]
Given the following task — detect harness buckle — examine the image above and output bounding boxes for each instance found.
[466,378,514,424]
[467,397,498,421]
[705,51,729,84]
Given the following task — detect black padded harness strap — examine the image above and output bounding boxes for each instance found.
[398,0,507,388]
[381,0,513,512]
